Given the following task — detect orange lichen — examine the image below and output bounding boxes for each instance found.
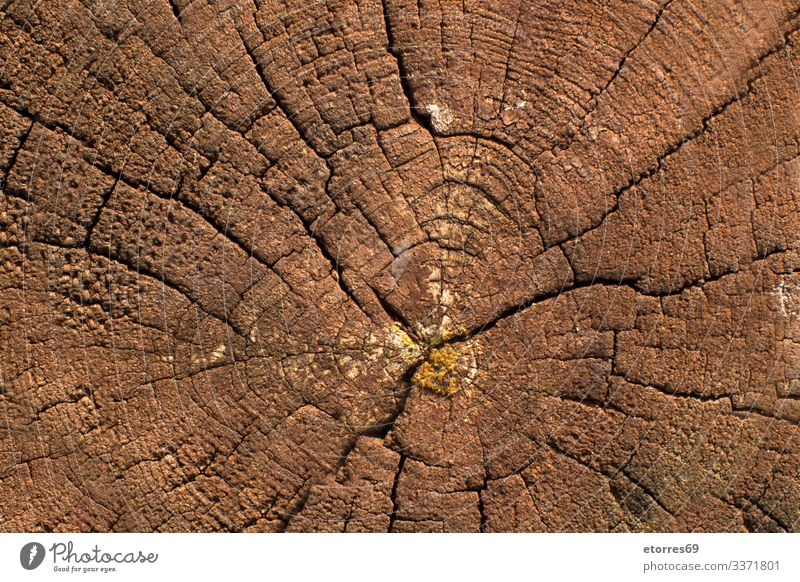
[412,344,462,395]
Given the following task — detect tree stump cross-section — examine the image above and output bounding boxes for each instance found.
[1,0,799,532]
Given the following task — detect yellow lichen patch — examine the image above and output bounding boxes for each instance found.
[431,324,468,347]
[412,344,463,396]
[392,322,417,349]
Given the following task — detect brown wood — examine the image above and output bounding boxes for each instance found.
[1,0,799,532]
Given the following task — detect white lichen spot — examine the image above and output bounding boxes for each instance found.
[425,103,453,132]
[776,281,798,319]
[338,355,361,380]
[210,343,226,363]
[440,288,454,308]
[439,313,453,331]
[588,125,608,142]
[384,322,422,375]
[426,264,443,303]
[775,280,800,384]
[502,100,526,111]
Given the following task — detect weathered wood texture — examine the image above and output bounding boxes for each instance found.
[1,0,799,532]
